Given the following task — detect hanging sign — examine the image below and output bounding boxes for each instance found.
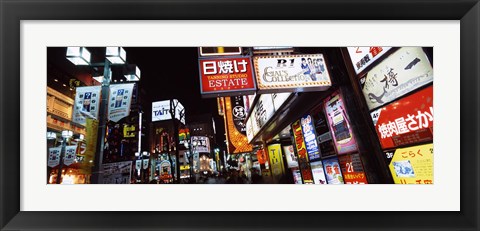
[108,83,134,122]
[292,120,314,184]
[338,153,368,184]
[322,157,344,184]
[389,143,433,184]
[199,56,256,97]
[311,106,337,157]
[347,47,392,74]
[361,47,433,110]
[142,159,149,170]
[135,160,142,170]
[151,99,185,124]
[300,114,321,162]
[310,161,327,184]
[371,85,433,149]
[72,86,101,125]
[48,147,62,168]
[225,97,252,154]
[63,145,77,166]
[253,54,331,93]
[324,90,358,155]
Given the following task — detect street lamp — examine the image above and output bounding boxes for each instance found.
[66,47,140,184]
[56,130,73,184]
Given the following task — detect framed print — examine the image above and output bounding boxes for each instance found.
[1,1,479,231]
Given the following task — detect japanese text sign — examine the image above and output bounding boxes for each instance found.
[347,47,392,75]
[388,143,433,184]
[267,144,286,180]
[191,136,211,153]
[48,147,62,168]
[199,57,256,96]
[338,153,368,184]
[301,114,321,162]
[322,157,344,184]
[283,145,299,168]
[224,97,252,154]
[72,86,101,125]
[361,47,433,110]
[371,85,433,149]
[253,54,331,93]
[292,120,313,184]
[108,83,134,122]
[310,161,327,184]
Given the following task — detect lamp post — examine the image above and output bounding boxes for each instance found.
[56,130,73,184]
[66,47,140,184]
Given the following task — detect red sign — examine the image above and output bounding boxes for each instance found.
[371,85,433,149]
[338,153,368,184]
[199,57,256,96]
[292,120,314,184]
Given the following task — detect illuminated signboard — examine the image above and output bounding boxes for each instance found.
[338,153,368,184]
[361,47,433,110]
[300,114,321,162]
[191,136,210,153]
[253,54,331,93]
[224,96,253,154]
[198,57,256,97]
[322,157,344,184]
[310,161,327,184]
[292,119,314,184]
[324,91,358,155]
[267,144,286,181]
[199,47,242,57]
[347,47,392,74]
[283,145,298,168]
[311,106,337,158]
[389,143,433,184]
[370,85,433,149]
[292,168,303,184]
[152,99,185,124]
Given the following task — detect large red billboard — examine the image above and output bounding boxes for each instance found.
[198,57,256,97]
[370,85,433,149]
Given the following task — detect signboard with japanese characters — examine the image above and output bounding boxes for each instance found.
[311,106,337,158]
[108,83,134,122]
[324,91,358,155]
[253,54,331,93]
[101,161,132,184]
[253,94,275,129]
[224,97,252,154]
[152,99,185,124]
[198,57,256,97]
[292,120,314,184]
[48,147,62,168]
[267,144,286,181]
[389,143,433,184]
[159,160,172,180]
[300,114,321,162]
[72,86,101,125]
[370,85,433,149]
[63,145,77,166]
[310,161,327,184]
[283,145,298,168]
[292,168,303,184]
[361,47,433,110]
[191,136,210,153]
[338,153,368,184]
[347,47,392,75]
[322,157,344,184]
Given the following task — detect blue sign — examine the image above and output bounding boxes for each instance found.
[300,114,321,162]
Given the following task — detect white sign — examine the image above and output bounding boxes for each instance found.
[63,145,77,166]
[361,47,433,110]
[283,145,298,168]
[135,160,142,170]
[253,54,331,92]
[102,161,132,184]
[108,83,134,122]
[47,147,62,168]
[254,94,275,129]
[72,86,101,125]
[151,99,185,124]
[347,47,392,74]
[142,159,149,170]
[310,161,328,184]
[272,92,291,111]
[191,136,210,153]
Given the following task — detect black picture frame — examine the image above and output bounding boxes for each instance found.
[1,0,478,230]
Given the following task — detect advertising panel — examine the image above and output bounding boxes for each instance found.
[108,83,135,122]
[324,91,358,155]
[300,114,321,162]
[283,145,298,168]
[292,120,313,184]
[224,96,253,154]
[292,168,303,184]
[159,160,172,180]
[272,92,292,111]
[72,86,101,125]
[310,161,327,184]
[311,106,337,157]
[151,99,185,124]
[347,47,392,74]
[63,145,77,166]
[198,56,256,96]
[253,54,331,92]
[101,161,132,184]
[254,94,275,129]
[47,147,62,168]
[267,144,286,180]
[338,153,368,184]
[191,136,210,153]
[389,143,433,184]
[199,47,242,56]
[361,47,433,110]
[370,85,433,149]
[322,157,344,184]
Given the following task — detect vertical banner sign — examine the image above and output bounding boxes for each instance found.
[324,91,358,155]
[283,145,299,168]
[198,57,256,97]
[322,157,344,184]
[347,47,392,74]
[338,153,368,184]
[292,120,314,184]
[108,83,134,122]
[361,47,433,110]
[311,106,337,158]
[135,160,142,170]
[267,144,286,180]
[102,161,132,184]
[300,114,321,162]
[63,145,78,166]
[159,160,172,180]
[371,85,433,149]
[48,147,62,168]
[72,86,101,125]
[310,161,327,184]
[142,159,149,170]
[225,97,253,154]
[389,143,433,184]
[292,168,303,184]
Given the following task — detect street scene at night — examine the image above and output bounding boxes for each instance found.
[46,46,433,184]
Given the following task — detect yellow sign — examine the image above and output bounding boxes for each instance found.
[389,143,433,184]
[180,165,190,171]
[267,144,285,179]
[123,125,136,138]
